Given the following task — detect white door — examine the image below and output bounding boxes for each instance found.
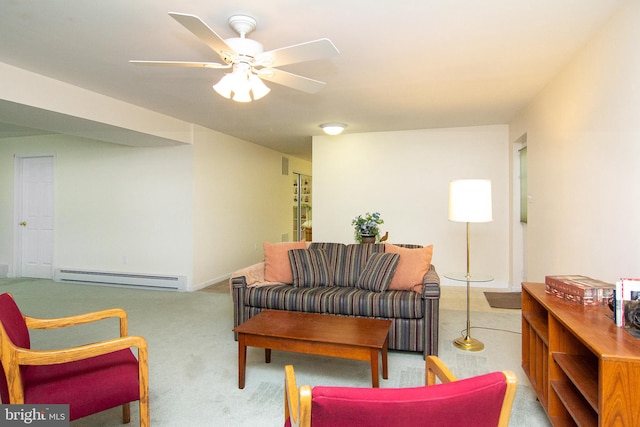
[16,156,54,278]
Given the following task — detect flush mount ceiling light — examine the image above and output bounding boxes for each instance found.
[130,12,340,103]
[320,123,347,135]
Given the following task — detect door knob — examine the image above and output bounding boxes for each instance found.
[19,221,26,227]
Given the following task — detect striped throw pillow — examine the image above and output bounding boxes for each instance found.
[355,252,400,292]
[288,249,333,288]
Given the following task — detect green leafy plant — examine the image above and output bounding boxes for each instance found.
[351,212,384,243]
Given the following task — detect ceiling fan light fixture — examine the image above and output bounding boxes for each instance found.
[132,12,340,103]
[212,73,236,99]
[249,73,270,100]
[232,87,252,103]
[213,62,270,102]
[320,123,347,136]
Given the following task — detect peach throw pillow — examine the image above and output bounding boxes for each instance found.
[384,243,433,290]
[264,241,307,284]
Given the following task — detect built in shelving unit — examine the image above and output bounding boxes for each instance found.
[522,282,640,426]
[292,174,311,241]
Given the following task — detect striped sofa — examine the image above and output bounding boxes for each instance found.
[231,242,440,358]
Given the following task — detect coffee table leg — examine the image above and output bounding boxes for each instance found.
[382,337,389,380]
[370,348,380,388]
[238,334,247,389]
[265,348,271,363]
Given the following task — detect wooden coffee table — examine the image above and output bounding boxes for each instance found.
[233,310,392,389]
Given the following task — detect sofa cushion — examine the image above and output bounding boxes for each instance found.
[264,241,307,284]
[355,253,400,292]
[324,288,424,319]
[385,243,433,291]
[338,244,385,287]
[289,249,333,287]
[244,284,339,313]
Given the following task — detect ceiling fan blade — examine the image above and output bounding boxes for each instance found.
[259,68,326,94]
[168,12,235,59]
[257,38,339,68]
[129,60,230,69]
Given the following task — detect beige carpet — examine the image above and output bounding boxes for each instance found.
[0,277,548,426]
[201,280,229,293]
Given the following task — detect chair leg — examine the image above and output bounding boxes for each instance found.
[123,403,131,423]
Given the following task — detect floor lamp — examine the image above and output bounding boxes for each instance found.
[448,179,493,351]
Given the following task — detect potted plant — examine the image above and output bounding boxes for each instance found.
[352,212,384,243]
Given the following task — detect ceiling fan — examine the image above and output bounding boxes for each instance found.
[130,12,340,102]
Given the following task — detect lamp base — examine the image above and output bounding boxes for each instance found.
[453,336,484,352]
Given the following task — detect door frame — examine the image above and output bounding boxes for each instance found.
[13,154,56,278]
[511,134,527,289]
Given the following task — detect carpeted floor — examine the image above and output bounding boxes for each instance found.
[201,280,230,293]
[0,278,549,426]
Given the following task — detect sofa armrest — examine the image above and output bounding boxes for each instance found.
[421,264,440,299]
[231,275,249,336]
[229,261,265,289]
[422,264,440,358]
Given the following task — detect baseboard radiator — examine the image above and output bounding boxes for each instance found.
[54,269,186,291]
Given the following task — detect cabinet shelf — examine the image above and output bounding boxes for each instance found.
[551,380,597,427]
[553,352,598,411]
[523,311,549,345]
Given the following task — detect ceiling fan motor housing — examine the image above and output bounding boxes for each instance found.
[225,37,264,63]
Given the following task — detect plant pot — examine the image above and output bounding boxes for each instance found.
[360,235,376,244]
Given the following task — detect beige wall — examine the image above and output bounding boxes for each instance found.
[192,125,311,288]
[509,1,640,283]
[0,134,194,280]
[312,125,511,289]
[0,129,310,291]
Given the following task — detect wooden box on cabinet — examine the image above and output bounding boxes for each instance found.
[522,282,640,426]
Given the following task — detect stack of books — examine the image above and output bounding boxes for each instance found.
[614,278,640,334]
[545,275,615,306]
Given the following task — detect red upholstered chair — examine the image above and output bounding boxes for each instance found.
[0,292,149,426]
[284,356,517,427]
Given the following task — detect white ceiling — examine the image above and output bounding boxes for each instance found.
[0,1,627,160]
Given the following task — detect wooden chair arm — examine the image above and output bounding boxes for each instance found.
[25,308,129,337]
[284,365,311,427]
[1,318,147,405]
[498,370,518,427]
[425,355,458,385]
[284,365,299,426]
[299,385,311,427]
[15,335,147,366]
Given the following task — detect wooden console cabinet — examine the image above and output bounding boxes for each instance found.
[522,282,640,426]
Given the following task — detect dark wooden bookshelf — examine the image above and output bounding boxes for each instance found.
[522,282,640,426]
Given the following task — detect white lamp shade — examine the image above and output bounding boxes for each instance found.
[213,74,235,99]
[232,87,252,102]
[449,179,493,223]
[249,74,270,100]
